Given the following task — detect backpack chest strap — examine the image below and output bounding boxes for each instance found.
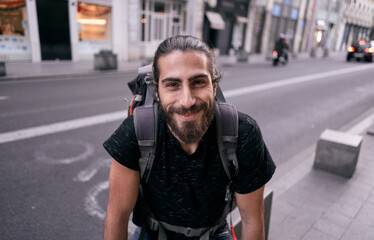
[146,215,228,240]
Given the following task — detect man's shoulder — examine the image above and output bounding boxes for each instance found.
[123,114,135,126]
[237,111,258,128]
[237,111,262,139]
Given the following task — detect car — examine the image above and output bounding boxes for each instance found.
[346,40,373,62]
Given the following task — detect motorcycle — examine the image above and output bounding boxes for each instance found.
[272,48,288,66]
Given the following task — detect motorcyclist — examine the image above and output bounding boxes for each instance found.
[274,33,289,61]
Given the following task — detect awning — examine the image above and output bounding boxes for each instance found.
[206,11,225,30]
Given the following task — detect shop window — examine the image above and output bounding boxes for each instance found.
[155,2,165,13]
[77,2,112,57]
[0,0,31,60]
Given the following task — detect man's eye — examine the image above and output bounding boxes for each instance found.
[166,82,178,88]
[193,80,206,86]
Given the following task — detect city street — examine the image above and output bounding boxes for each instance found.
[1,55,374,239]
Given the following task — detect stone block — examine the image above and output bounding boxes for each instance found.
[314,129,362,178]
[367,122,374,135]
[264,188,273,240]
[0,62,6,76]
[94,50,117,70]
[236,50,249,62]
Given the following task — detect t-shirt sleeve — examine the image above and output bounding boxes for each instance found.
[233,113,276,194]
[103,115,140,171]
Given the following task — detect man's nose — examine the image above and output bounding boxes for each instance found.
[180,86,196,108]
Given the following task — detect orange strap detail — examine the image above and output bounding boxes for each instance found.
[230,224,237,240]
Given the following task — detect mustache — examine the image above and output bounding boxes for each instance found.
[167,102,209,115]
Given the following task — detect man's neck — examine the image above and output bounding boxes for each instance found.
[179,141,199,155]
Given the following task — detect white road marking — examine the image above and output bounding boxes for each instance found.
[0,96,123,118]
[224,63,374,98]
[0,110,127,144]
[1,64,373,145]
[85,180,109,220]
[74,158,111,182]
[34,140,94,165]
[0,96,8,100]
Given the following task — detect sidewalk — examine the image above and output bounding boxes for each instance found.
[0,59,143,81]
[267,125,374,240]
[0,51,346,81]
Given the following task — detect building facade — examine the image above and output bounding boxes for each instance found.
[0,0,195,62]
[338,0,374,51]
[2,0,371,63]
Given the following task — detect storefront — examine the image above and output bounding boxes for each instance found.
[76,1,112,60]
[136,0,187,59]
[202,0,250,55]
[0,0,31,61]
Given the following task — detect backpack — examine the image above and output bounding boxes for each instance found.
[127,64,239,240]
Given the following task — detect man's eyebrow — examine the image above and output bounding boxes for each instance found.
[161,74,209,83]
[161,77,181,83]
[188,73,209,81]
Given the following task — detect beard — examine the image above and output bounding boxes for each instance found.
[160,100,215,144]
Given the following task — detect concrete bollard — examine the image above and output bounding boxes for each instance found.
[314,129,363,178]
[233,188,273,240]
[236,50,249,63]
[0,62,6,76]
[94,50,117,70]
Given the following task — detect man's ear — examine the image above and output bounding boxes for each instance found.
[213,82,217,96]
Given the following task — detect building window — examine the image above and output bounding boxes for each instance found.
[272,4,281,16]
[290,8,298,20]
[77,2,112,57]
[139,0,185,43]
[0,0,31,60]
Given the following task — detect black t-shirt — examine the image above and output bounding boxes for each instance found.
[103,110,276,237]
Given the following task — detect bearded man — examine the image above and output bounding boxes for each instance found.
[103,35,276,240]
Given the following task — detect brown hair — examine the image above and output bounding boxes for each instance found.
[152,35,221,92]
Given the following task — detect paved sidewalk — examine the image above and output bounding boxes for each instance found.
[0,59,143,81]
[0,51,346,81]
[267,127,374,240]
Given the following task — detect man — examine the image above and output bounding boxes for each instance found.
[274,33,289,61]
[103,35,275,240]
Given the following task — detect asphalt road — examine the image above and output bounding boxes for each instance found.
[1,56,373,239]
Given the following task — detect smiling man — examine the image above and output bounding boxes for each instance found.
[103,35,276,240]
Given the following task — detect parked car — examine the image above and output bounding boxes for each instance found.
[346,40,373,62]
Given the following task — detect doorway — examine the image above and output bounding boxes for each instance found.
[36,0,71,60]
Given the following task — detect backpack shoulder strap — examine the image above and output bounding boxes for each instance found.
[133,103,158,183]
[215,102,239,182]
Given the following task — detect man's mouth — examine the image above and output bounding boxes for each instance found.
[177,111,199,120]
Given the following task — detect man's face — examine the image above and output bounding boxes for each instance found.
[157,50,217,144]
